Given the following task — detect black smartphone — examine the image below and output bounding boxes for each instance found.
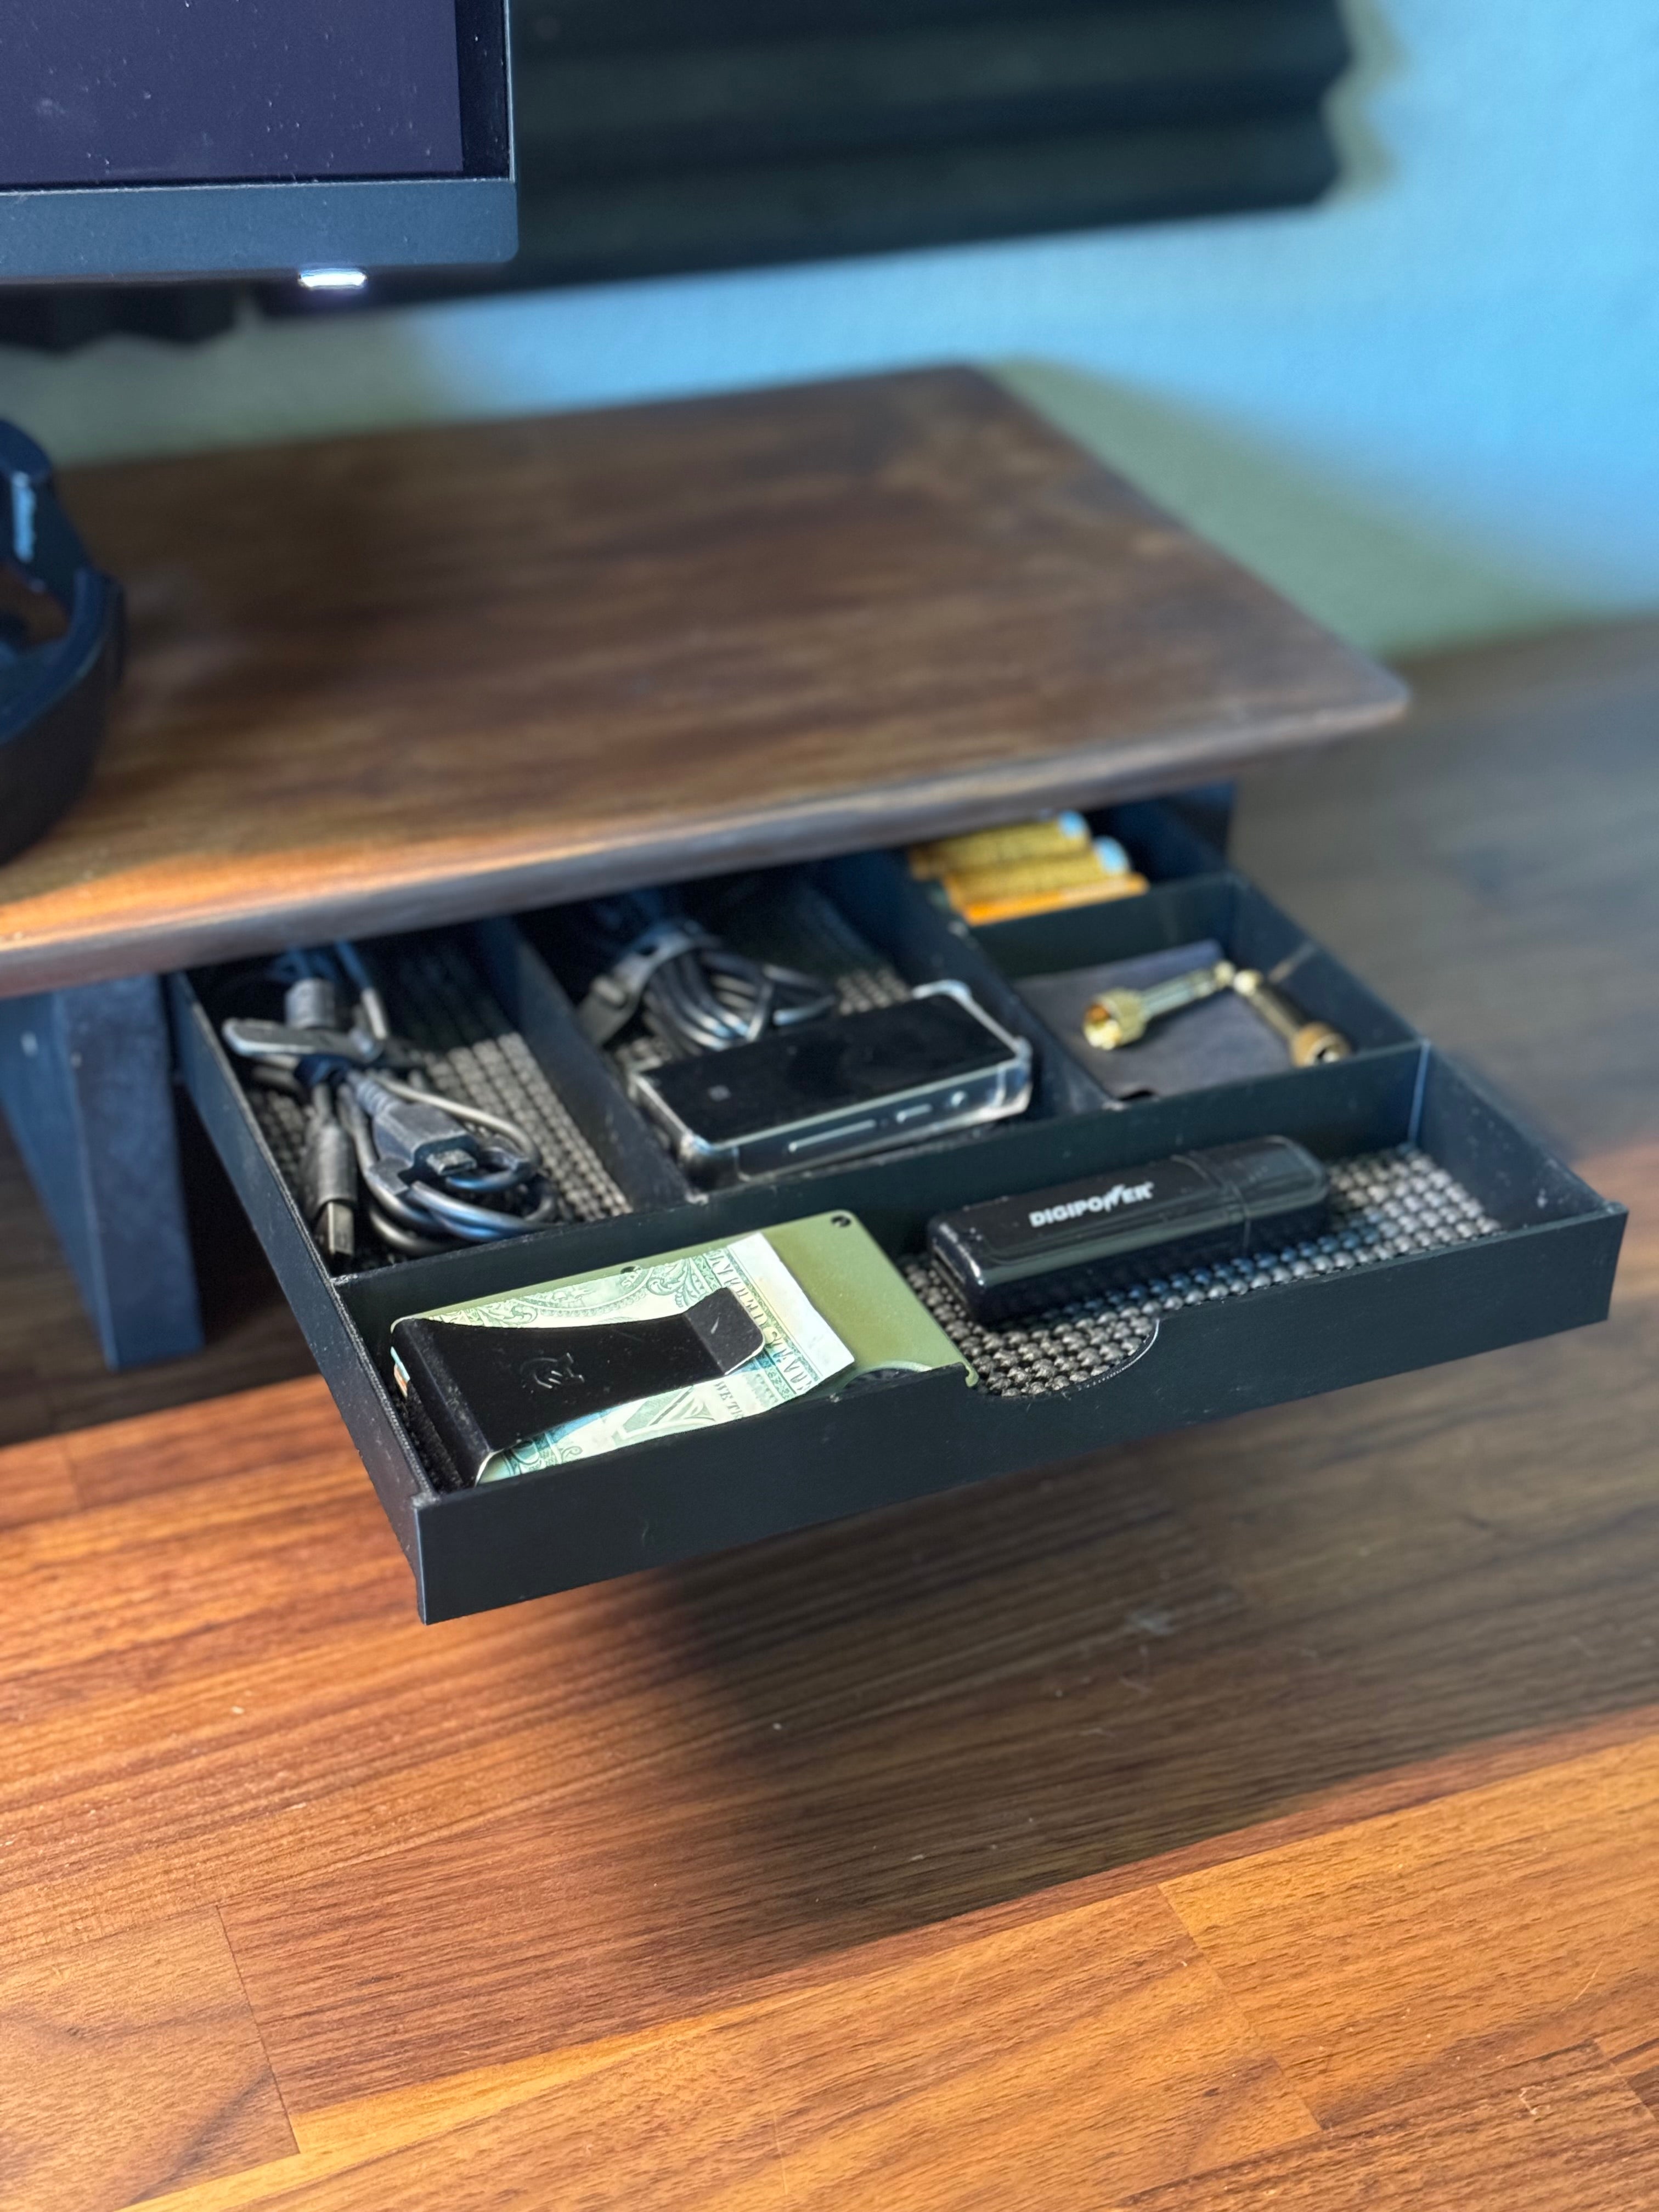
[628,984,1033,1183]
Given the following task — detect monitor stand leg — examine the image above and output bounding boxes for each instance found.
[0,975,205,1370]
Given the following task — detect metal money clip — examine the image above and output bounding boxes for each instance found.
[392,1290,765,1485]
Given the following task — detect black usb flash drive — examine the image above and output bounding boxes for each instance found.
[927,1136,1329,1323]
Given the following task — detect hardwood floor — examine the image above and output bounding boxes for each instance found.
[2,619,1658,2210]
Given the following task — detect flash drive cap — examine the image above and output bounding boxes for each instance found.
[1200,1137,1330,1248]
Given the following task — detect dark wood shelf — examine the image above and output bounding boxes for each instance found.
[0,368,1402,995]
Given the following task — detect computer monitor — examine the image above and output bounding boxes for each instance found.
[1,0,515,284]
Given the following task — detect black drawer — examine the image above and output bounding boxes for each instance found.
[170,810,1624,1622]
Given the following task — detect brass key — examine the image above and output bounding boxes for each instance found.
[1082,958,1236,1051]
[1231,968,1351,1064]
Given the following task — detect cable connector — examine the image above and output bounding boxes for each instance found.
[300,1107,358,1268]
[349,1074,481,1183]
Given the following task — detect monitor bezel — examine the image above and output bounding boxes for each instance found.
[0,0,516,284]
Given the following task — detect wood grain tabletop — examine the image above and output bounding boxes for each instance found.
[0,618,1654,2210]
[0,369,1401,996]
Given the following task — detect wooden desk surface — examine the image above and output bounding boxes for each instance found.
[1,620,1656,2211]
[0,368,1401,996]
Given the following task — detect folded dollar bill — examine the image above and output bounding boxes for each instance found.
[392,1230,853,1482]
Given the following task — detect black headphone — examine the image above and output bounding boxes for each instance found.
[0,422,125,865]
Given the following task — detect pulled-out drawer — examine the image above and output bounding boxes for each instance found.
[170,806,1624,1621]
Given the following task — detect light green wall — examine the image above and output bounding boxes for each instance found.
[2,2,1654,657]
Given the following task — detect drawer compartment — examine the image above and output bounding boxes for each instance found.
[171,836,1624,1623]
[960,867,1418,1107]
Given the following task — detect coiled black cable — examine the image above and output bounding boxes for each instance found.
[574,893,836,1058]
[640,933,835,1054]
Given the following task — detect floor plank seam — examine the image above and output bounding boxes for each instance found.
[213,1899,303,2159]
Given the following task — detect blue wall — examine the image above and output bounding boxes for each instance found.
[2,2,1654,656]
